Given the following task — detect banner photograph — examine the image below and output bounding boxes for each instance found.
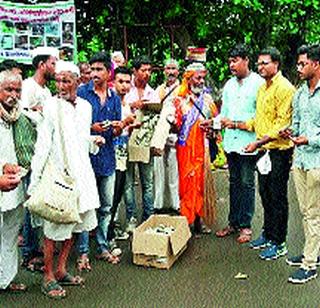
[0,0,76,63]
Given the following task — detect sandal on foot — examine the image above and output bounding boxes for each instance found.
[77,255,92,272]
[237,228,252,244]
[22,257,44,273]
[215,225,237,237]
[6,283,27,292]
[56,273,84,286]
[96,251,120,264]
[41,280,66,300]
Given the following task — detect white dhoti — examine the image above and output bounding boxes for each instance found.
[0,206,23,289]
[154,145,179,211]
[43,209,97,242]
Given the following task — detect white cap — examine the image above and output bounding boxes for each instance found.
[55,60,80,77]
[185,62,206,72]
[31,47,60,59]
[164,58,179,69]
[112,51,124,61]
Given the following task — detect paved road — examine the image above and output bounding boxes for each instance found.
[1,171,319,307]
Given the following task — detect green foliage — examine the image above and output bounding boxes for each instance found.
[75,0,320,86]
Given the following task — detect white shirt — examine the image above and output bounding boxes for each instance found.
[21,77,52,125]
[0,118,24,212]
[125,83,159,107]
[28,96,100,214]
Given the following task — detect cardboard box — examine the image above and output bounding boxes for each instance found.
[132,215,192,269]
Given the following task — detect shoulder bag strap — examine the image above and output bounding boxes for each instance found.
[56,98,71,174]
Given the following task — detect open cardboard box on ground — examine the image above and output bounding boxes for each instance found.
[132,215,192,269]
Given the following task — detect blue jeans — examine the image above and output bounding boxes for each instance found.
[77,173,115,255]
[227,152,257,229]
[77,231,89,255]
[21,209,40,261]
[21,173,40,262]
[96,173,115,254]
[124,160,154,222]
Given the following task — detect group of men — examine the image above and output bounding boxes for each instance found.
[213,44,320,285]
[0,46,215,298]
[1,42,320,302]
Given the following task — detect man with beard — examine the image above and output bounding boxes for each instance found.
[0,70,26,292]
[20,47,59,272]
[28,61,103,298]
[173,62,218,232]
[21,47,58,124]
[78,62,91,86]
[215,44,264,244]
[151,59,180,214]
[77,52,122,266]
[280,45,320,284]
[124,55,160,233]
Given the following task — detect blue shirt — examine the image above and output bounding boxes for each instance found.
[77,81,121,176]
[221,72,264,154]
[291,82,320,170]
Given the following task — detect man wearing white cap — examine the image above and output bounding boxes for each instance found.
[0,70,26,292]
[20,46,59,273]
[151,59,180,214]
[172,62,218,233]
[28,60,103,299]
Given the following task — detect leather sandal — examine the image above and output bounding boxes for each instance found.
[56,273,84,286]
[76,254,92,272]
[237,228,252,244]
[96,251,120,264]
[41,280,66,300]
[215,225,237,237]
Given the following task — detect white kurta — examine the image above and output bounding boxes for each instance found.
[0,118,24,289]
[28,96,100,214]
[20,77,52,125]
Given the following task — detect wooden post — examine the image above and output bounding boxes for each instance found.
[124,26,128,63]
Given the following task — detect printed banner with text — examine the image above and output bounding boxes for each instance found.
[0,0,76,64]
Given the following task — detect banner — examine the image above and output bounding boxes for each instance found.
[0,1,76,64]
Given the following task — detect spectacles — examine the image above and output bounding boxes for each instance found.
[255,61,272,67]
[296,62,309,68]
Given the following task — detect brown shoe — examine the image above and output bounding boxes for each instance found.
[215,225,237,237]
[237,228,252,244]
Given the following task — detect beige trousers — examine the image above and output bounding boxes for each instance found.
[293,168,320,270]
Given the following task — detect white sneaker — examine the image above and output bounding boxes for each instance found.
[109,239,122,257]
[114,228,130,240]
[126,217,138,234]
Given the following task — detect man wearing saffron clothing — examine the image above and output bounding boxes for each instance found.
[173,62,217,233]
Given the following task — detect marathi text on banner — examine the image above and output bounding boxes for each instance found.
[0,1,76,64]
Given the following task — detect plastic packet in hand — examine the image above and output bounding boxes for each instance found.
[256,151,272,174]
[101,120,112,129]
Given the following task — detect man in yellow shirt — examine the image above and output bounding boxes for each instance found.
[230,47,295,260]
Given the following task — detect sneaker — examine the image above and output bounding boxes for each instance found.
[125,217,138,234]
[114,228,129,241]
[288,268,317,284]
[259,242,288,260]
[249,233,271,250]
[109,239,122,257]
[286,255,320,267]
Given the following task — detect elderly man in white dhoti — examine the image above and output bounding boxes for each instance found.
[28,61,104,299]
[0,70,26,292]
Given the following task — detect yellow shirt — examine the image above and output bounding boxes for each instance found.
[246,71,295,150]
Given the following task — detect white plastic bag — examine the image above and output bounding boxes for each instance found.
[256,151,272,175]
